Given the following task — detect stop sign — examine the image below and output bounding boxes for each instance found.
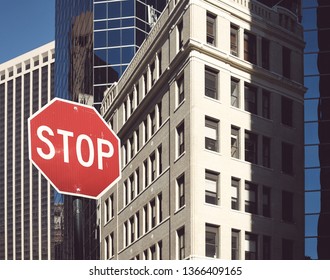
[28,98,121,199]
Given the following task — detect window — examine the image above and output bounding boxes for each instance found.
[231,177,240,210]
[136,168,140,195]
[124,221,128,247]
[143,72,148,96]
[282,46,291,78]
[177,75,184,105]
[150,199,156,228]
[158,101,162,127]
[244,31,257,64]
[207,12,216,45]
[177,227,185,260]
[245,182,258,214]
[244,83,258,114]
[158,51,162,76]
[231,126,240,159]
[129,174,135,200]
[143,119,148,143]
[129,91,134,115]
[124,180,128,205]
[130,216,135,243]
[158,145,163,175]
[150,153,156,182]
[129,136,134,159]
[150,245,156,260]
[263,236,271,260]
[150,110,156,136]
[158,193,163,223]
[144,205,148,233]
[245,232,258,260]
[232,229,240,260]
[205,67,218,99]
[245,131,258,164]
[230,25,239,56]
[205,117,219,152]
[281,96,293,126]
[136,212,140,238]
[282,239,294,259]
[104,199,110,223]
[262,136,271,168]
[150,61,156,86]
[261,38,270,69]
[231,78,240,108]
[205,170,219,205]
[205,224,219,258]
[262,186,271,217]
[262,90,270,119]
[144,159,148,188]
[282,142,294,174]
[282,191,294,222]
[177,122,185,157]
[177,174,185,209]
[178,21,183,50]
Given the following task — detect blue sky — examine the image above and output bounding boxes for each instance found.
[0,0,55,64]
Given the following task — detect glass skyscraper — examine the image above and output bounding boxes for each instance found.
[55,0,166,259]
[303,0,330,260]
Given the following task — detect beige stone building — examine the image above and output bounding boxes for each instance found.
[99,0,305,260]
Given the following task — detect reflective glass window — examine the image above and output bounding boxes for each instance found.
[122,0,134,17]
[302,8,317,30]
[108,19,121,28]
[305,122,319,145]
[305,145,320,168]
[94,20,107,30]
[94,3,107,20]
[108,48,121,65]
[108,1,120,18]
[122,18,135,27]
[94,31,107,48]
[304,99,319,121]
[304,76,320,99]
[94,49,107,66]
[122,47,135,64]
[305,191,321,214]
[305,238,317,259]
[304,30,318,53]
[108,29,120,46]
[305,214,319,236]
[304,53,319,76]
[136,29,146,46]
[107,66,120,83]
[122,28,134,45]
[305,168,321,191]
[94,67,108,84]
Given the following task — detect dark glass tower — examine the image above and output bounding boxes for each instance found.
[55,0,166,259]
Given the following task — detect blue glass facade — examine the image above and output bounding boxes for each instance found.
[303,0,330,260]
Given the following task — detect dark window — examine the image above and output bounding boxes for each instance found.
[177,122,185,156]
[244,83,258,114]
[205,224,219,258]
[230,25,239,56]
[232,230,240,260]
[231,126,240,159]
[231,177,240,210]
[245,182,258,214]
[177,174,185,208]
[262,90,271,119]
[245,131,258,164]
[262,186,271,217]
[281,96,293,126]
[282,46,291,78]
[207,12,216,45]
[263,236,271,260]
[205,67,218,99]
[262,38,270,69]
[177,75,184,105]
[231,78,240,107]
[282,191,294,222]
[205,117,219,152]
[150,199,156,228]
[178,21,183,49]
[282,142,294,174]
[205,170,219,205]
[244,32,257,64]
[245,233,258,260]
[177,227,185,260]
[282,239,294,259]
[262,136,271,168]
[150,153,156,182]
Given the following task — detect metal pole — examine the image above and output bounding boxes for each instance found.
[73,198,84,259]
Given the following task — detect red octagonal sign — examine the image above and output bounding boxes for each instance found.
[28,98,121,199]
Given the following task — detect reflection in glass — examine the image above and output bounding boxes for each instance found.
[305,191,321,213]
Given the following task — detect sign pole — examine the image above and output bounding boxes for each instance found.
[73,197,84,259]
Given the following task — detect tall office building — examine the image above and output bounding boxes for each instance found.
[55,0,166,259]
[303,0,330,260]
[100,0,305,259]
[0,42,56,260]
